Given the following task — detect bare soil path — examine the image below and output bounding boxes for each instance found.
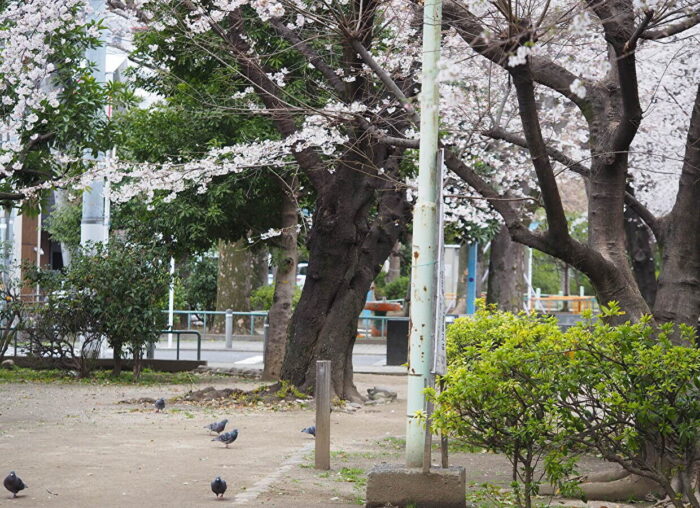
[0,373,651,507]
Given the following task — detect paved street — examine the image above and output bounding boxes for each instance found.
[151,337,404,373]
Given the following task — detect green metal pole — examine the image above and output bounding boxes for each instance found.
[406,0,442,468]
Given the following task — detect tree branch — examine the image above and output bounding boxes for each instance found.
[269,20,348,99]
[348,39,419,122]
[483,127,663,242]
[641,12,700,40]
[442,0,595,114]
[509,64,570,242]
[181,3,330,191]
[586,0,643,155]
[106,0,151,24]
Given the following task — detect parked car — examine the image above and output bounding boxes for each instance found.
[267,262,308,287]
[296,263,308,287]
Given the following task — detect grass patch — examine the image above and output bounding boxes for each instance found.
[379,436,405,450]
[0,366,225,385]
[378,436,481,454]
[338,467,366,487]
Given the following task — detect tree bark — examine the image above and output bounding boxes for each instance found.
[112,346,122,376]
[214,239,255,333]
[386,241,401,283]
[280,145,410,402]
[263,180,298,381]
[653,84,700,328]
[624,202,657,308]
[486,224,526,312]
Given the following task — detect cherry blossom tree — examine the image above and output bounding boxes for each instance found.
[0,0,123,202]
[97,0,698,416]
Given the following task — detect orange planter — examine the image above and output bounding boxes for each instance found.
[364,301,402,312]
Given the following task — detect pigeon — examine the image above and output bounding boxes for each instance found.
[204,419,228,435]
[212,429,239,448]
[154,398,165,412]
[301,425,316,437]
[3,471,27,498]
[211,476,227,499]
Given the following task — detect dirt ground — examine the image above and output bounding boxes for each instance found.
[0,373,651,507]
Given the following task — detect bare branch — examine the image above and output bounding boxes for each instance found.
[642,12,700,40]
[509,64,570,241]
[106,0,151,24]
[442,0,595,114]
[269,20,348,99]
[483,127,663,241]
[349,39,419,122]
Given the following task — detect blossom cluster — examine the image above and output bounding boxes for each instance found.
[0,0,94,173]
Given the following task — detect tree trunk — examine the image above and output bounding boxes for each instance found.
[624,194,657,307]
[214,239,255,333]
[280,146,409,402]
[263,181,298,381]
[252,247,269,290]
[653,84,700,328]
[486,224,526,312]
[132,348,142,380]
[112,347,122,376]
[386,241,401,283]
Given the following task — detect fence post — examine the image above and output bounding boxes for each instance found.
[315,360,331,470]
[225,309,233,348]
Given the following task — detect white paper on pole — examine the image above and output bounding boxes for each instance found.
[433,150,447,376]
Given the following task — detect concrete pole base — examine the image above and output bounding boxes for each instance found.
[365,463,466,508]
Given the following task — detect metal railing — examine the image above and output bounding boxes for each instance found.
[164,310,268,338]
[158,329,202,361]
[526,294,598,314]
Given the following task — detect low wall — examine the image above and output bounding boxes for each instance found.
[4,356,206,372]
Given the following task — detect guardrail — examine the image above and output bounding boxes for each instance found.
[164,310,268,337]
[527,295,598,314]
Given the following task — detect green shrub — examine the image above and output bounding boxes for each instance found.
[384,276,409,300]
[431,304,569,508]
[250,284,301,311]
[432,302,700,507]
[25,239,170,379]
[552,304,700,507]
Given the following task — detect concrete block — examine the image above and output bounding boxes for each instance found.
[365,463,466,508]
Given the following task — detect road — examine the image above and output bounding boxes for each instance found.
[151,338,391,370]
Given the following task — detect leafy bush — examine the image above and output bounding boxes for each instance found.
[23,288,103,377]
[25,239,170,379]
[431,305,570,508]
[250,284,301,311]
[373,274,408,301]
[431,303,700,508]
[384,276,409,300]
[181,254,218,311]
[551,304,700,507]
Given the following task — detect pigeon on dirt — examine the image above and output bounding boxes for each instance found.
[3,471,27,498]
[212,429,239,448]
[205,419,228,435]
[154,398,165,412]
[211,476,227,498]
[301,425,316,437]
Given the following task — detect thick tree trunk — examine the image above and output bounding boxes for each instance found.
[263,183,298,381]
[214,239,255,333]
[386,241,401,283]
[280,146,409,401]
[624,203,657,307]
[486,224,526,312]
[653,84,700,328]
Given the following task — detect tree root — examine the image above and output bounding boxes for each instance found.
[540,470,663,502]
